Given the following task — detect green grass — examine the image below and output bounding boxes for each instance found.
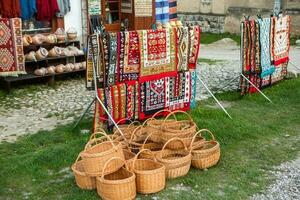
[0,78,300,199]
[201,32,240,45]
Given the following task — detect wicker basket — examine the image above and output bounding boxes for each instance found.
[96,157,136,200]
[146,109,179,143]
[133,149,166,194]
[139,133,163,159]
[161,110,197,142]
[71,153,96,190]
[128,125,148,153]
[113,120,141,140]
[123,148,135,172]
[191,129,220,169]
[81,131,125,176]
[156,137,191,179]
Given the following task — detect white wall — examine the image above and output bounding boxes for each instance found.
[64,0,83,46]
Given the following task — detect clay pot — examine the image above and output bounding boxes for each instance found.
[67,27,77,41]
[81,62,86,69]
[35,48,48,60]
[25,51,37,61]
[48,46,62,57]
[55,64,65,73]
[23,35,32,46]
[32,34,46,45]
[45,34,57,44]
[47,66,56,74]
[64,64,72,72]
[34,69,45,76]
[74,63,81,71]
[55,28,66,42]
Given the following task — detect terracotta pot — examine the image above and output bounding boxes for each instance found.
[32,34,46,45]
[45,34,57,44]
[47,66,56,75]
[34,69,45,76]
[55,28,66,42]
[67,27,77,41]
[81,62,86,69]
[35,48,48,60]
[25,51,37,61]
[74,63,81,71]
[48,46,62,57]
[55,64,65,73]
[23,35,32,46]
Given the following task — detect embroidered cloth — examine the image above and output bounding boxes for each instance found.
[0,18,26,77]
[169,0,177,21]
[190,69,197,108]
[155,0,170,24]
[258,18,275,78]
[176,27,189,71]
[188,26,201,69]
[138,28,177,81]
[272,15,291,66]
[135,0,152,17]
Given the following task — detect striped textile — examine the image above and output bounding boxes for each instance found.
[169,0,177,21]
[155,0,169,24]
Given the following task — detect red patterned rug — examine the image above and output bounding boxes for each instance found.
[0,18,26,77]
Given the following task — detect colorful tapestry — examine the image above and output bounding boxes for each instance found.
[139,77,166,119]
[155,0,169,24]
[117,31,125,83]
[272,15,291,66]
[125,81,139,120]
[107,33,118,86]
[177,27,189,71]
[102,33,110,86]
[240,75,249,96]
[261,75,271,88]
[249,20,258,74]
[169,0,177,21]
[241,20,251,74]
[248,74,261,94]
[0,18,26,77]
[138,28,177,81]
[135,0,152,17]
[190,69,197,108]
[258,18,275,78]
[271,65,283,84]
[121,0,132,13]
[104,87,114,126]
[165,71,190,111]
[119,31,139,82]
[188,25,201,69]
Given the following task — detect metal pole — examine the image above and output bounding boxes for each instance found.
[196,75,233,119]
[241,74,272,103]
[73,98,96,129]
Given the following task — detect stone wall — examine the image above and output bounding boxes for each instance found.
[178,13,226,33]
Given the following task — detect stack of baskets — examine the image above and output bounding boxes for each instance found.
[71,110,221,200]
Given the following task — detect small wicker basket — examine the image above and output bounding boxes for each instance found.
[139,133,163,159]
[96,157,136,200]
[71,153,96,190]
[156,137,191,179]
[191,129,220,169]
[81,131,125,176]
[133,149,166,194]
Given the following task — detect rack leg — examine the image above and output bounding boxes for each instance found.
[73,98,96,129]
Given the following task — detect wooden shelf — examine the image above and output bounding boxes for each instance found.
[23,40,80,49]
[25,54,85,64]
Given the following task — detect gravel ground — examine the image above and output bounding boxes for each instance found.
[0,79,93,142]
[250,157,300,200]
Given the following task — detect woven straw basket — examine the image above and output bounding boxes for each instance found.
[96,157,136,200]
[81,131,125,176]
[145,109,179,143]
[133,149,166,194]
[71,153,96,190]
[138,133,163,159]
[191,129,220,169]
[162,111,197,142]
[113,120,141,140]
[128,125,149,153]
[123,148,135,172]
[156,137,191,179]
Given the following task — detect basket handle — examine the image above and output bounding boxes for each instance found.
[141,132,156,149]
[85,131,116,150]
[162,137,187,151]
[197,129,215,141]
[151,109,177,120]
[132,149,157,170]
[162,110,194,126]
[130,125,146,141]
[89,129,107,140]
[101,157,127,178]
[116,118,132,125]
[189,129,210,153]
[127,120,141,128]
[74,153,82,163]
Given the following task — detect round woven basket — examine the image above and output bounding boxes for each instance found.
[128,125,148,154]
[146,109,179,143]
[156,137,191,179]
[133,149,166,194]
[71,153,96,190]
[191,129,220,169]
[139,133,163,159]
[123,148,135,172]
[96,157,136,200]
[81,131,125,176]
[113,119,141,140]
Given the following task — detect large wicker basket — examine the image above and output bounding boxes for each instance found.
[96,157,136,200]
[156,137,191,179]
[81,131,125,176]
[133,149,166,194]
[71,153,96,190]
[139,133,163,159]
[191,129,220,169]
[123,148,136,172]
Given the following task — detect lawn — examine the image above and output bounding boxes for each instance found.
[0,78,299,200]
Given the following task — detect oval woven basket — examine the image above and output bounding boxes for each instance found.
[71,153,96,190]
[123,148,135,172]
[139,133,163,159]
[161,111,197,142]
[133,149,166,194]
[113,120,141,140]
[81,131,125,176]
[156,137,191,179]
[128,125,149,154]
[96,157,136,200]
[191,129,220,169]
